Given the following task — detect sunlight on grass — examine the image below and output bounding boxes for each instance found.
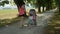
[0,9,28,26]
[0,9,18,19]
[0,9,18,14]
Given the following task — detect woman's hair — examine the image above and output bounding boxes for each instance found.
[20,2,25,8]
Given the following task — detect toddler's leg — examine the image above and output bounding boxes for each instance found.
[33,19,37,26]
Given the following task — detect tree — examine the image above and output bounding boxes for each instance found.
[45,0,53,10]
[14,0,24,10]
[2,0,9,4]
[14,0,55,14]
[42,0,46,12]
[55,0,60,14]
[0,0,9,6]
[25,0,42,13]
[36,0,44,13]
[14,0,27,17]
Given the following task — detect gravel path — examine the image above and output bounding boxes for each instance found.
[0,9,56,34]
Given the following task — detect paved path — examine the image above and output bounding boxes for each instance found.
[0,9,56,34]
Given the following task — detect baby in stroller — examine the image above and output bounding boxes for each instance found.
[28,9,37,27]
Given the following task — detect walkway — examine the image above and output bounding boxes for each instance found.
[0,9,56,34]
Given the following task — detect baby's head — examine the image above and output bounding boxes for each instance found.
[30,9,36,12]
[29,9,36,16]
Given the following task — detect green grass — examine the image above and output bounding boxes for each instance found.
[0,9,19,27]
[0,9,18,14]
[0,9,28,27]
[0,9,18,19]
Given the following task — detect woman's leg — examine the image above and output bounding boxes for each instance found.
[20,16,24,28]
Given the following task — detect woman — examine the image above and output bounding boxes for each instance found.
[19,4,26,28]
[14,0,27,17]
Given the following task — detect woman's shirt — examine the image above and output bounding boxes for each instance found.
[19,5,25,15]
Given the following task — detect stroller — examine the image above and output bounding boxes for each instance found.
[28,9,37,26]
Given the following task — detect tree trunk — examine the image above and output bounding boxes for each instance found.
[14,0,28,17]
[58,6,60,15]
[46,5,50,11]
[43,6,45,12]
[38,6,41,13]
[46,0,52,11]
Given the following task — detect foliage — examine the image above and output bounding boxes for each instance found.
[0,0,9,6]
[55,0,60,6]
[55,0,60,14]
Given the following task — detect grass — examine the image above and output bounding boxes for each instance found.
[0,9,18,14]
[0,17,21,27]
[47,11,60,34]
[0,9,18,19]
[0,9,28,27]
[0,9,19,27]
